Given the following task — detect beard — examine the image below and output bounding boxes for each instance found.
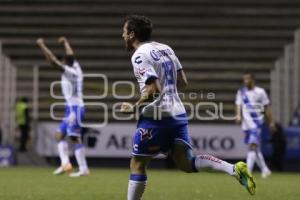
[125,38,134,51]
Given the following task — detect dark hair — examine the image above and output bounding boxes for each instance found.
[244,72,255,79]
[21,97,29,103]
[64,55,75,66]
[124,15,152,42]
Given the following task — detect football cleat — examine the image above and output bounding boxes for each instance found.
[234,161,256,195]
[261,168,272,178]
[69,170,90,178]
[53,163,73,175]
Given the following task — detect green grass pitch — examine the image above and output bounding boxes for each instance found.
[0,167,299,200]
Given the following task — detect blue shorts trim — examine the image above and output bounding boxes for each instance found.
[244,128,261,145]
[57,105,85,137]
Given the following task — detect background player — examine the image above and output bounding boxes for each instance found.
[36,37,89,177]
[235,73,275,178]
[120,15,256,200]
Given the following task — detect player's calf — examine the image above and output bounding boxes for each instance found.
[172,155,196,173]
[127,156,151,200]
[130,156,150,174]
[171,140,198,173]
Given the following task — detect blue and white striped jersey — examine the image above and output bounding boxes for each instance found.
[131,41,186,118]
[235,86,270,131]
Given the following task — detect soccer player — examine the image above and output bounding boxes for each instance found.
[120,15,256,200]
[235,73,274,178]
[36,37,89,177]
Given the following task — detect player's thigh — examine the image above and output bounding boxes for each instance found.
[247,133,260,150]
[130,156,152,174]
[55,121,68,141]
[171,140,195,173]
[66,107,85,138]
[69,135,82,144]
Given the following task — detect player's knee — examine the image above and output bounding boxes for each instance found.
[69,136,81,144]
[54,132,64,141]
[130,161,146,172]
[249,143,257,150]
[130,159,147,174]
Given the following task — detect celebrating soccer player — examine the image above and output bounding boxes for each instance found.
[120,15,256,200]
[235,73,275,178]
[36,37,89,177]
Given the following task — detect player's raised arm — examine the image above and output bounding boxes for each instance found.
[58,36,74,56]
[177,69,188,90]
[36,38,64,70]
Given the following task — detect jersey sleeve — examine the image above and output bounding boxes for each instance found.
[235,90,242,105]
[168,47,183,71]
[174,56,183,71]
[132,53,158,85]
[261,89,270,106]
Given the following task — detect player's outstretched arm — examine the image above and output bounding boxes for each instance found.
[121,79,161,113]
[36,38,64,70]
[177,69,188,91]
[58,36,74,56]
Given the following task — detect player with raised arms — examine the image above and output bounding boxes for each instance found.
[36,37,89,177]
[120,15,256,200]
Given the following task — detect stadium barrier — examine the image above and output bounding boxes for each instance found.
[283,44,294,126]
[272,58,284,123]
[36,122,300,160]
[0,42,17,145]
[271,29,300,126]
[36,122,248,159]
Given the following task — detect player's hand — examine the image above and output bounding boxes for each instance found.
[58,36,67,44]
[120,102,134,113]
[36,38,45,46]
[235,116,241,124]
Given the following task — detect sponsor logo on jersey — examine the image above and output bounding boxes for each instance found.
[134,56,142,64]
[137,67,146,76]
[139,128,153,141]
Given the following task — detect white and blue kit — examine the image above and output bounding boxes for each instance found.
[127,43,238,195]
[57,60,85,137]
[235,86,270,145]
[131,42,191,156]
